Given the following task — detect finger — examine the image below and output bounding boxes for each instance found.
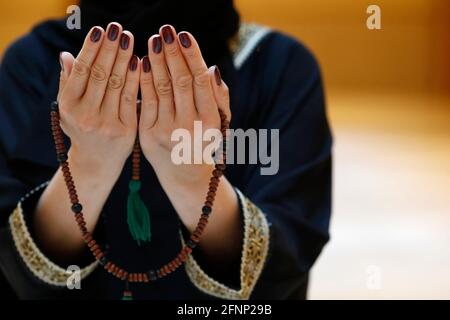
[177,31,217,119]
[147,34,174,123]
[209,65,231,122]
[119,54,140,128]
[82,22,123,111]
[160,25,195,120]
[62,26,104,102]
[139,56,158,129]
[101,31,134,120]
[58,51,75,101]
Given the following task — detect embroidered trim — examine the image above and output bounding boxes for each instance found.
[184,188,270,300]
[9,182,98,286]
[231,23,271,69]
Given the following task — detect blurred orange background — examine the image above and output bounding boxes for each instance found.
[1,0,449,95]
[1,0,449,299]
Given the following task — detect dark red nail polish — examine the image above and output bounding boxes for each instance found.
[90,27,102,42]
[108,24,119,41]
[161,25,174,44]
[152,36,162,54]
[120,33,130,50]
[129,55,138,71]
[179,32,191,48]
[214,66,222,86]
[142,56,151,73]
[59,52,64,71]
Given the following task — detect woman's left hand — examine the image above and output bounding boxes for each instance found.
[139,25,230,182]
[139,25,241,267]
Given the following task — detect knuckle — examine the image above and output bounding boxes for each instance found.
[184,48,196,58]
[142,99,157,110]
[141,100,158,117]
[193,70,210,88]
[108,73,124,90]
[141,76,154,86]
[174,74,193,90]
[155,78,173,97]
[72,59,90,77]
[90,64,107,82]
[121,91,135,105]
[115,52,131,64]
[102,40,118,52]
[165,45,179,57]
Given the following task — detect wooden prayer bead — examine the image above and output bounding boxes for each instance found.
[210,177,219,184]
[83,233,92,242]
[212,169,223,178]
[164,265,171,274]
[202,205,212,214]
[49,100,229,288]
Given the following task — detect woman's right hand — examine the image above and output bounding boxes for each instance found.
[58,22,140,177]
[34,23,140,261]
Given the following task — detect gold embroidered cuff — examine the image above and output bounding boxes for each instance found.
[9,196,98,287]
[184,188,270,300]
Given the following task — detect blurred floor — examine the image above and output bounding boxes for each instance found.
[309,91,450,299]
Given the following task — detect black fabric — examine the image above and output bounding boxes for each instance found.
[0,268,16,299]
[79,0,240,61]
[0,17,331,299]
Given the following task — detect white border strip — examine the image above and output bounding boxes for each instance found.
[233,26,271,69]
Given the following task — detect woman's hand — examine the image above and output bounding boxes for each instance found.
[138,25,231,183]
[139,25,241,270]
[58,22,140,177]
[34,23,141,261]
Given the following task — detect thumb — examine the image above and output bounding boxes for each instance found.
[58,51,75,100]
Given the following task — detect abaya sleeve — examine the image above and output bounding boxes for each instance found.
[182,29,332,299]
[0,33,101,299]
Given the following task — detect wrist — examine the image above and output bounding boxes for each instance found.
[68,147,124,183]
[155,162,214,187]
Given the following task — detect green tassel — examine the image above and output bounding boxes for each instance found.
[122,291,133,300]
[127,180,151,245]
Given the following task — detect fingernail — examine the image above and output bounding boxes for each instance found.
[152,36,162,54]
[120,33,130,50]
[129,55,138,71]
[179,32,191,48]
[108,24,119,41]
[90,27,102,42]
[161,25,174,44]
[59,52,64,72]
[142,56,151,73]
[214,65,222,86]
